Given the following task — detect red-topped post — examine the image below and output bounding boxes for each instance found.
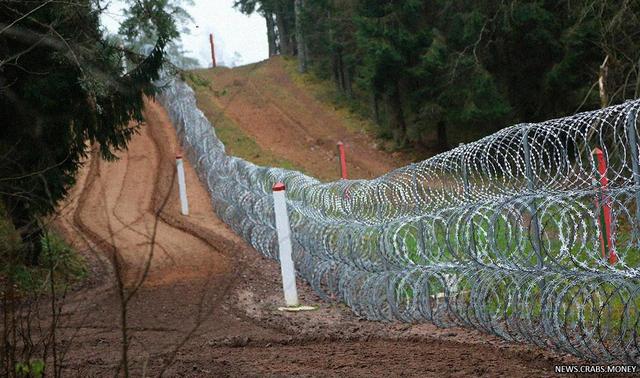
[272,182,299,307]
[176,151,189,216]
[337,142,348,179]
[593,148,617,264]
[209,33,217,68]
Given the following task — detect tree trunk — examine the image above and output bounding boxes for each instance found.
[330,53,340,88]
[337,51,345,91]
[265,12,278,56]
[327,8,341,87]
[388,83,407,146]
[275,9,292,55]
[294,0,308,72]
[343,64,353,97]
[333,50,350,95]
[372,93,380,125]
[599,55,609,108]
[11,208,43,265]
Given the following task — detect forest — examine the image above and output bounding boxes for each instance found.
[235,0,640,150]
[3,0,640,375]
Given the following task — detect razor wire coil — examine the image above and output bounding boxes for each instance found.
[160,78,640,364]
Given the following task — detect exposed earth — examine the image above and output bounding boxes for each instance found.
[189,57,415,181]
[49,62,584,376]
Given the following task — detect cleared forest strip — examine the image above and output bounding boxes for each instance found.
[187,57,413,181]
[44,98,580,375]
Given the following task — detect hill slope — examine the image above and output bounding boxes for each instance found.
[187,57,413,181]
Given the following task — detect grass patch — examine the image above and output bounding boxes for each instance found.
[185,71,307,174]
[181,71,211,89]
[279,58,401,150]
[1,212,86,295]
[281,58,429,157]
[2,231,87,296]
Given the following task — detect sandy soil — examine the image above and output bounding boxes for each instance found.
[48,99,583,377]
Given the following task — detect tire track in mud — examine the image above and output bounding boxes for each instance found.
[72,111,231,287]
[51,99,582,376]
[243,70,397,178]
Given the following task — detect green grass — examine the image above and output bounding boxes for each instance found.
[1,214,86,295]
[185,72,307,173]
[397,194,640,271]
[393,201,640,338]
[279,57,406,153]
[3,231,87,295]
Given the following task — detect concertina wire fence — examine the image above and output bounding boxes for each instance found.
[159,78,640,364]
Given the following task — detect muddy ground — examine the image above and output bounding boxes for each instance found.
[42,98,589,377]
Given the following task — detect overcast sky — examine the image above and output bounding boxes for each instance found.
[100,0,268,67]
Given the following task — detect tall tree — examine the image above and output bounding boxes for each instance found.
[0,0,180,262]
[265,10,278,56]
[241,0,640,152]
[274,0,294,55]
[315,0,639,150]
[355,0,430,145]
[294,0,308,72]
[120,0,199,69]
[234,0,297,57]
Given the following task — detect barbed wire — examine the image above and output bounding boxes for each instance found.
[159,78,640,364]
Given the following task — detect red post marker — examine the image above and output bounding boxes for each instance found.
[337,142,348,179]
[593,148,617,264]
[209,33,217,68]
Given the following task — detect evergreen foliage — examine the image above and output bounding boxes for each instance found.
[235,0,640,150]
[0,0,180,262]
[119,0,199,69]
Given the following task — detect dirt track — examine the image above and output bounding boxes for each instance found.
[192,58,413,181]
[51,99,581,376]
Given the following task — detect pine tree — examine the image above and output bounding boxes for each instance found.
[235,0,640,151]
[0,0,181,263]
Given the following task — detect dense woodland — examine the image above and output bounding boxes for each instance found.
[0,0,184,262]
[0,1,188,375]
[235,0,640,150]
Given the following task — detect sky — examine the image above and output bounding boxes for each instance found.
[100,0,269,67]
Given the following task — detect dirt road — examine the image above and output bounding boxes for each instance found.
[52,99,579,376]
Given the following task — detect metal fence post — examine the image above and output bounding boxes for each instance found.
[593,148,617,264]
[209,33,217,68]
[337,142,348,179]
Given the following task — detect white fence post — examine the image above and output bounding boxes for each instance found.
[272,182,299,307]
[176,153,189,215]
